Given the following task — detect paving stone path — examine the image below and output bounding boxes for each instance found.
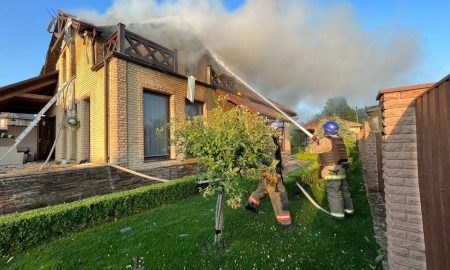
[282,156,308,174]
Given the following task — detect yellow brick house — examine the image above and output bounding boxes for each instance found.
[0,11,296,170]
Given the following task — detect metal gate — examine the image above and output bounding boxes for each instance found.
[415,74,450,270]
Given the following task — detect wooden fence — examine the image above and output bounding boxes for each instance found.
[415,74,450,270]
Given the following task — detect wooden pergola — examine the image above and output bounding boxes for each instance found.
[0,71,58,114]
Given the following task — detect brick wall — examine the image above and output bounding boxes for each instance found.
[0,163,195,215]
[51,31,294,171]
[358,122,380,191]
[74,36,107,163]
[125,62,217,170]
[379,84,432,269]
[54,35,107,163]
[76,99,90,162]
[109,58,128,165]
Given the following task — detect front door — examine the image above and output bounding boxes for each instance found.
[37,117,55,160]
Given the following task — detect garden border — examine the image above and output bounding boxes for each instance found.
[0,176,198,255]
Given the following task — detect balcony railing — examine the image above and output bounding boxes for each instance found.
[101,24,177,73]
[210,67,235,92]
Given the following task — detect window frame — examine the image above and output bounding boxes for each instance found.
[143,90,171,159]
[184,100,204,118]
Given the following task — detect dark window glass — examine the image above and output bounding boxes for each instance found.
[143,92,169,157]
[185,101,203,118]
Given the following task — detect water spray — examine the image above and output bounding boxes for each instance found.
[126,16,316,141]
[208,50,317,142]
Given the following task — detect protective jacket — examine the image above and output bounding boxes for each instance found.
[273,136,283,175]
[309,135,348,180]
[318,136,348,167]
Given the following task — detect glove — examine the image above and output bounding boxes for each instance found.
[311,135,320,145]
[262,172,279,186]
[341,162,349,170]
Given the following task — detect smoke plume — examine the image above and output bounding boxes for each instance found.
[78,0,419,115]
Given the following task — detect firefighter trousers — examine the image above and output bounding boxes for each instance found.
[325,179,354,218]
[248,181,292,226]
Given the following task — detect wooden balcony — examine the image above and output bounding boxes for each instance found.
[210,67,235,92]
[100,24,178,73]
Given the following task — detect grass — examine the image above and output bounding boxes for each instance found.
[295,151,318,162]
[0,159,381,269]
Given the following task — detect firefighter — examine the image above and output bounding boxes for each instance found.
[309,120,354,219]
[245,120,292,227]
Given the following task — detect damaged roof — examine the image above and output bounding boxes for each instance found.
[217,89,295,120]
[44,10,297,118]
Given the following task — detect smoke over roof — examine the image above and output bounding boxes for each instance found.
[77,0,419,115]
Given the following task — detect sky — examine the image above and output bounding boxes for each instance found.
[1,0,449,116]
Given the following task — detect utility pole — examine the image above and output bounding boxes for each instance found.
[356,106,359,124]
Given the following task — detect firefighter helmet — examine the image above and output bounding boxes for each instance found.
[323,120,339,135]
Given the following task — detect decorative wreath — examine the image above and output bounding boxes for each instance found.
[66,116,80,129]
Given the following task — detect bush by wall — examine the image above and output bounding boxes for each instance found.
[0,176,198,255]
[295,151,318,162]
[290,144,361,196]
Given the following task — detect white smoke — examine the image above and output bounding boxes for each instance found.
[77,0,419,114]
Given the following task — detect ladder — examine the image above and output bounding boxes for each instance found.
[0,78,74,162]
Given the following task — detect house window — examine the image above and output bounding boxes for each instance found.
[143,91,170,157]
[185,101,203,118]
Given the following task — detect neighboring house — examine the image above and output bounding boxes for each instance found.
[298,116,363,145]
[0,11,296,170]
[303,116,363,135]
[0,72,58,163]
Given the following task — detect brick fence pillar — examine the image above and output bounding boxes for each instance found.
[378,83,433,269]
[358,122,380,191]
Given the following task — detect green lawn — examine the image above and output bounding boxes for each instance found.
[1,165,381,269]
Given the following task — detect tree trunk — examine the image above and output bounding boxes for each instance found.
[214,191,225,244]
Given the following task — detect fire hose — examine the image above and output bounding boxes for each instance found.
[296,182,331,216]
[208,50,318,143]
[208,51,339,217]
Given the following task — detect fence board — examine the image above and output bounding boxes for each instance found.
[416,76,450,270]
[440,82,450,269]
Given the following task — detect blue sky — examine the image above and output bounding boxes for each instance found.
[1,0,449,95]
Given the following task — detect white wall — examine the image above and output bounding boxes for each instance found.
[0,126,38,154]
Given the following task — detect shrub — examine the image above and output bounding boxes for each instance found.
[171,97,279,243]
[308,116,356,153]
[348,144,362,177]
[0,176,198,255]
[295,151,318,162]
[171,97,276,208]
[287,161,321,193]
[291,146,300,155]
[294,144,362,195]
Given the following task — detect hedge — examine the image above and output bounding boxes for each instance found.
[290,144,361,195]
[0,176,198,255]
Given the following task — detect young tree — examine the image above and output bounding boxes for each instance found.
[171,97,277,243]
[313,97,358,122]
[310,116,356,151]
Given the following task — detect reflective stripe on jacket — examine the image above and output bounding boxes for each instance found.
[324,174,346,180]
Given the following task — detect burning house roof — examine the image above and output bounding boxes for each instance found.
[43,10,297,118]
